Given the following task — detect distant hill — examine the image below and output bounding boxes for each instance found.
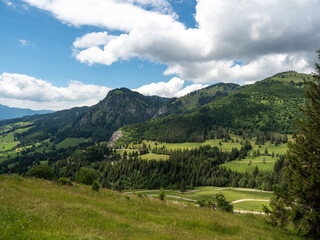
[0,104,53,121]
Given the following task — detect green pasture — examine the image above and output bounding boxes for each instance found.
[56,137,90,149]
[140,153,170,161]
[127,186,273,212]
[233,201,270,212]
[222,156,277,173]
[0,176,301,240]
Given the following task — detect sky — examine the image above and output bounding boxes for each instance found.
[0,0,319,110]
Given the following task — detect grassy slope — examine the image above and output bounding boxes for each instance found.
[0,176,301,240]
[56,138,90,149]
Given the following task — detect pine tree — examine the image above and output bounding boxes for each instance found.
[269,50,320,238]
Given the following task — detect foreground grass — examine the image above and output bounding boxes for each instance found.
[0,175,301,240]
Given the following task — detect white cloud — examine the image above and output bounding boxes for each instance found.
[73,32,116,49]
[22,0,320,83]
[133,77,208,98]
[0,73,111,110]
[19,39,31,46]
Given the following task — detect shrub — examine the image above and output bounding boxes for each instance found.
[212,193,233,212]
[92,180,100,192]
[75,167,98,185]
[26,165,53,180]
[58,177,73,186]
[159,187,165,200]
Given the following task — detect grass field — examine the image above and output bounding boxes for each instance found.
[56,137,90,149]
[233,201,270,212]
[222,156,277,173]
[126,186,273,212]
[140,153,170,161]
[0,175,301,240]
[140,137,243,152]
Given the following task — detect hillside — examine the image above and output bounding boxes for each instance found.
[119,72,307,143]
[0,104,52,121]
[0,175,301,240]
[153,83,240,118]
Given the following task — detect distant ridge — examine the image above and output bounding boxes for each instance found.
[0,104,53,121]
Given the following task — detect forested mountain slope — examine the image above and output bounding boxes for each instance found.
[153,83,240,118]
[119,72,307,143]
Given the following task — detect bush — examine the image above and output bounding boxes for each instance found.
[26,165,53,180]
[159,187,165,200]
[58,177,73,186]
[212,193,233,212]
[92,180,100,192]
[75,167,98,185]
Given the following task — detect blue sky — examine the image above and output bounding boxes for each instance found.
[0,0,319,110]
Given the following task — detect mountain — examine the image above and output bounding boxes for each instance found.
[119,71,307,143]
[0,72,309,174]
[0,104,53,121]
[3,84,237,146]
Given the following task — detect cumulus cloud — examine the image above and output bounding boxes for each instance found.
[133,77,208,98]
[22,0,320,83]
[73,32,116,49]
[0,73,111,110]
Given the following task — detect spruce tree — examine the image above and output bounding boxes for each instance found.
[269,50,320,238]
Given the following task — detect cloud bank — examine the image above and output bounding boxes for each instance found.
[0,73,205,110]
[134,77,208,98]
[22,0,320,83]
[0,73,111,110]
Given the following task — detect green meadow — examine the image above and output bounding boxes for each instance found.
[126,186,273,212]
[140,153,170,161]
[0,175,301,240]
[56,137,91,149]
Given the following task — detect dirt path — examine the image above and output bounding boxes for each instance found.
[232,199,270,204]
[166,195,197,202]
[125,190,159,194]
[234,210,269,215]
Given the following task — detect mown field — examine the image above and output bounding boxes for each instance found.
[0,175,301,240]
[125,186,272,212]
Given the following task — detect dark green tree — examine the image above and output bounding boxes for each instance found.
[269,50,320,238]
[92,179,100,192]
[26,165,53,180]
[75,167,98,185]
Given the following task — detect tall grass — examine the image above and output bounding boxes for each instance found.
[0,175,301,240]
